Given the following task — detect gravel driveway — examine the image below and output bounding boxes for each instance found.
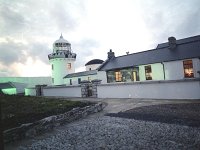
[5,98,200,150]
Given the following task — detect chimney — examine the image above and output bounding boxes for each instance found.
[107,49,115,59]
[168,36,176,50]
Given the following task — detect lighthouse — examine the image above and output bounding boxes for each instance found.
[48,34,76,85]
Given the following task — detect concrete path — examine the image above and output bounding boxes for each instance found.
[5,98,200,150]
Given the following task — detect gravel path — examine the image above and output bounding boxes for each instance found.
[5,99,200,150]
[14,115,200,150]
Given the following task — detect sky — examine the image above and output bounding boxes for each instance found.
[0,0,200,77]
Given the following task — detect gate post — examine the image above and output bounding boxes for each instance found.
[80,80,90,97]
[91,79,102,98]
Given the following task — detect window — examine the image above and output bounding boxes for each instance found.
[107,71,115,83]
[115,71,122,82]
[67,63,71,69]
[52,78,54,83]
[88,77,91,81]
[78,78,81,84]
[183,60,194,78]
[70,79,72,85]
[89,68,92,71]
[145,65,152,80]
[52,64,54,70]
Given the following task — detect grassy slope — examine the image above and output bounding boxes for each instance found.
[1,94,91,130]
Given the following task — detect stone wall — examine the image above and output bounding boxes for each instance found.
[4,102,106,143]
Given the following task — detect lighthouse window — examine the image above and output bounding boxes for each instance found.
[67,63,71,69]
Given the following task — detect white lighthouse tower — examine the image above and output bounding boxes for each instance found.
[48,34,76,85]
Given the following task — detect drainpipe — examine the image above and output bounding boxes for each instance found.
[161,62,166,80]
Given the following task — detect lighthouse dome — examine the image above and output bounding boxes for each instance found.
[53,34,71,52]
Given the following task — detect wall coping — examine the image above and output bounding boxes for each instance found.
[98,78,200,86]
[43,85,81,89]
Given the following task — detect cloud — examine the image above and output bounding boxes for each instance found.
[0,38,26,65]
[73,38,100,68]
[139,0,200,44]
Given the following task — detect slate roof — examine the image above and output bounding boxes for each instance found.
[85,59,104,66]
[99,35,200,71]
[0,82,15,89]
[64,70,97,78]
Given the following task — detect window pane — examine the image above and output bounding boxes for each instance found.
[145,65,152,80]
[67,63,71,69]
[183,60,194,78]
[115,71,122,82]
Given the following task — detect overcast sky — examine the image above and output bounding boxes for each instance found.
[0,0,200,77]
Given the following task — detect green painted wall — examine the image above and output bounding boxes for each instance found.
[139,63,164,81]
[2,88,17,95]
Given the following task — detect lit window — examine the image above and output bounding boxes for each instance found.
[67,63,71,69]
[183,60,194,78]
[145,65,152,80]
[115,71,122,82]
[52,64,54,70]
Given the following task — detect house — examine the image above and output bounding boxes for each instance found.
[98,36,200,83]
[64,59,104,85]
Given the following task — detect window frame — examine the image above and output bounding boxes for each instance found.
[183,60,194,78]
[115,71,122,82]
[67,63,72,70]
[145,65,152,80]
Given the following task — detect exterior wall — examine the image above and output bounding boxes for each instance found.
[86,64,101,71]
[97,71,107,84]
[64,74,98,85]
[42,86,81,97]
[2,88,17,95]
[164,60,184,80]
[25,88,36,96]
[164,58,200,80]
[139,63,164,81]
[0,77,51,87]
[192,58,200,78]
[50,58,75,85]
[97,79,200,99]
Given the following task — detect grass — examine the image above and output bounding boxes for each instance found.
[0,94,92,130]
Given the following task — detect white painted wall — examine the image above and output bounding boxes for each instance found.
[97,79,200,99]
[25,88,36,96]
[164,58,200,80]
[97,71,107,84]
[86,64,101,71]
[193,58,200,78]
[164,60,184,80]
[42,86,81,97]
[50,58,75,85]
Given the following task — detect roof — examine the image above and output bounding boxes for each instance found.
[85,59,104,66]
[99,35,200,71]
[0,82,15,89]
[64,70,97,78]
[54,34,70,44]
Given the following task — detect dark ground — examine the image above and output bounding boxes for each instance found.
[106,102,200,127]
